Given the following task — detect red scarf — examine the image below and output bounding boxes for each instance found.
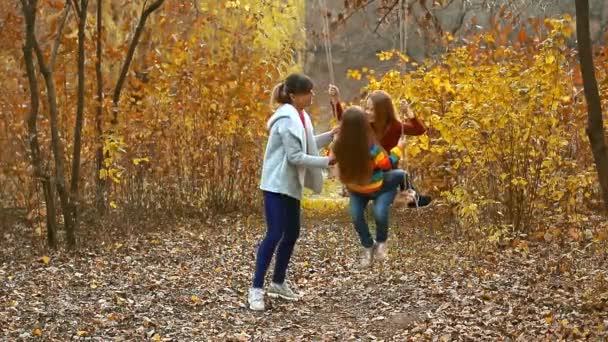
[298,110,306,129]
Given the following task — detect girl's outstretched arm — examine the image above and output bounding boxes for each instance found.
[279,122,330,169]
[315,131,334,149]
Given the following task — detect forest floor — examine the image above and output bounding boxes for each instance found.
[2,181,608,341]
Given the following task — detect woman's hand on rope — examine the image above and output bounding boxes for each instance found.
[397,136,406,150]
[400,99,415,120]
[329,84,340,105]
[331,125,340,137]
[328,151,337,166]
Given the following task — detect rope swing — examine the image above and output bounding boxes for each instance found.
[398,0,409,57]
[319,0,335,86]
[397,4,419,209]
[318,0,339,124]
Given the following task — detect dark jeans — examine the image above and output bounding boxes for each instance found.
[349,170,405,248]
[252,191,301,288]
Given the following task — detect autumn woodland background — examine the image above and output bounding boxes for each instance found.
[2,0,608,340]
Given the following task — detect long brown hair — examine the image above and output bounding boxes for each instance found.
[333,106,375,185]
[368,90,397,140]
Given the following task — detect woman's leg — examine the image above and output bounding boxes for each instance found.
[380,169,406,194]
[373,188,398,244]
[349,192,373,248]
[272,195,301,284]
[252,191,288,288]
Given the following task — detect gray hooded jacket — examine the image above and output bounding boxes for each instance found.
[259,103,333,200]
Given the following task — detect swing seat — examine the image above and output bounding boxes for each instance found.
[394,189,416,207]
[410,194,432,208]
[395,189,433,208]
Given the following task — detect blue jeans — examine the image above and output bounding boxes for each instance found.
[349,170,406,248]
[252,191,301,288]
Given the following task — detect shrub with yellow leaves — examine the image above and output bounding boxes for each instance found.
[102,1,304,214]
[359,16,599,232]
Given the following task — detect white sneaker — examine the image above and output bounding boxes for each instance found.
[358,246,374,269]
[248,287,265,311]
[267,282,300,301]
[374,242,388,261]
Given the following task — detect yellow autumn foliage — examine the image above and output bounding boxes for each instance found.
[0,1,303,215]
[357,16,600,231]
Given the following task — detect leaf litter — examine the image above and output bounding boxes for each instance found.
[2,207,608,341]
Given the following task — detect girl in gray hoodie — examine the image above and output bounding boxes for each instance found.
[248,73,337,311]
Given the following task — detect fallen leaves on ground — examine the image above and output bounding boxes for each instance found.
[1,204,608,340]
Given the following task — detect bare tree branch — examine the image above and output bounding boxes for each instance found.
[419,0,444,36]
[339,0,378,25]
[373,0,400,33]
[193,0,201,17]
[450,0,468,35]
[70,0,81,16]
[111,0,165,125]
[50,0,71,71]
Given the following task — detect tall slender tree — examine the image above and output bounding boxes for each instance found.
[575,0,608,213]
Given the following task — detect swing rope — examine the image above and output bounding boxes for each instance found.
[398,0,412,192]
[319,0,335,86]
[396,0,419,208]
[399,101,420,209]
[398,0,405,55]
[318,0,339,125]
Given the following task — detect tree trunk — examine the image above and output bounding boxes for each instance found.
[32,4,73,243]
[68,0,89,247]
[95,0,105,214]
[20,0,58,248]
[575,0,608,213]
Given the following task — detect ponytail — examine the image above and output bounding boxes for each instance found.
[269,73,314,108]
[270,82,291,107]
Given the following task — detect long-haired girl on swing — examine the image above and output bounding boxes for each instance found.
[332,88,432,207]
[332,106,407,268]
